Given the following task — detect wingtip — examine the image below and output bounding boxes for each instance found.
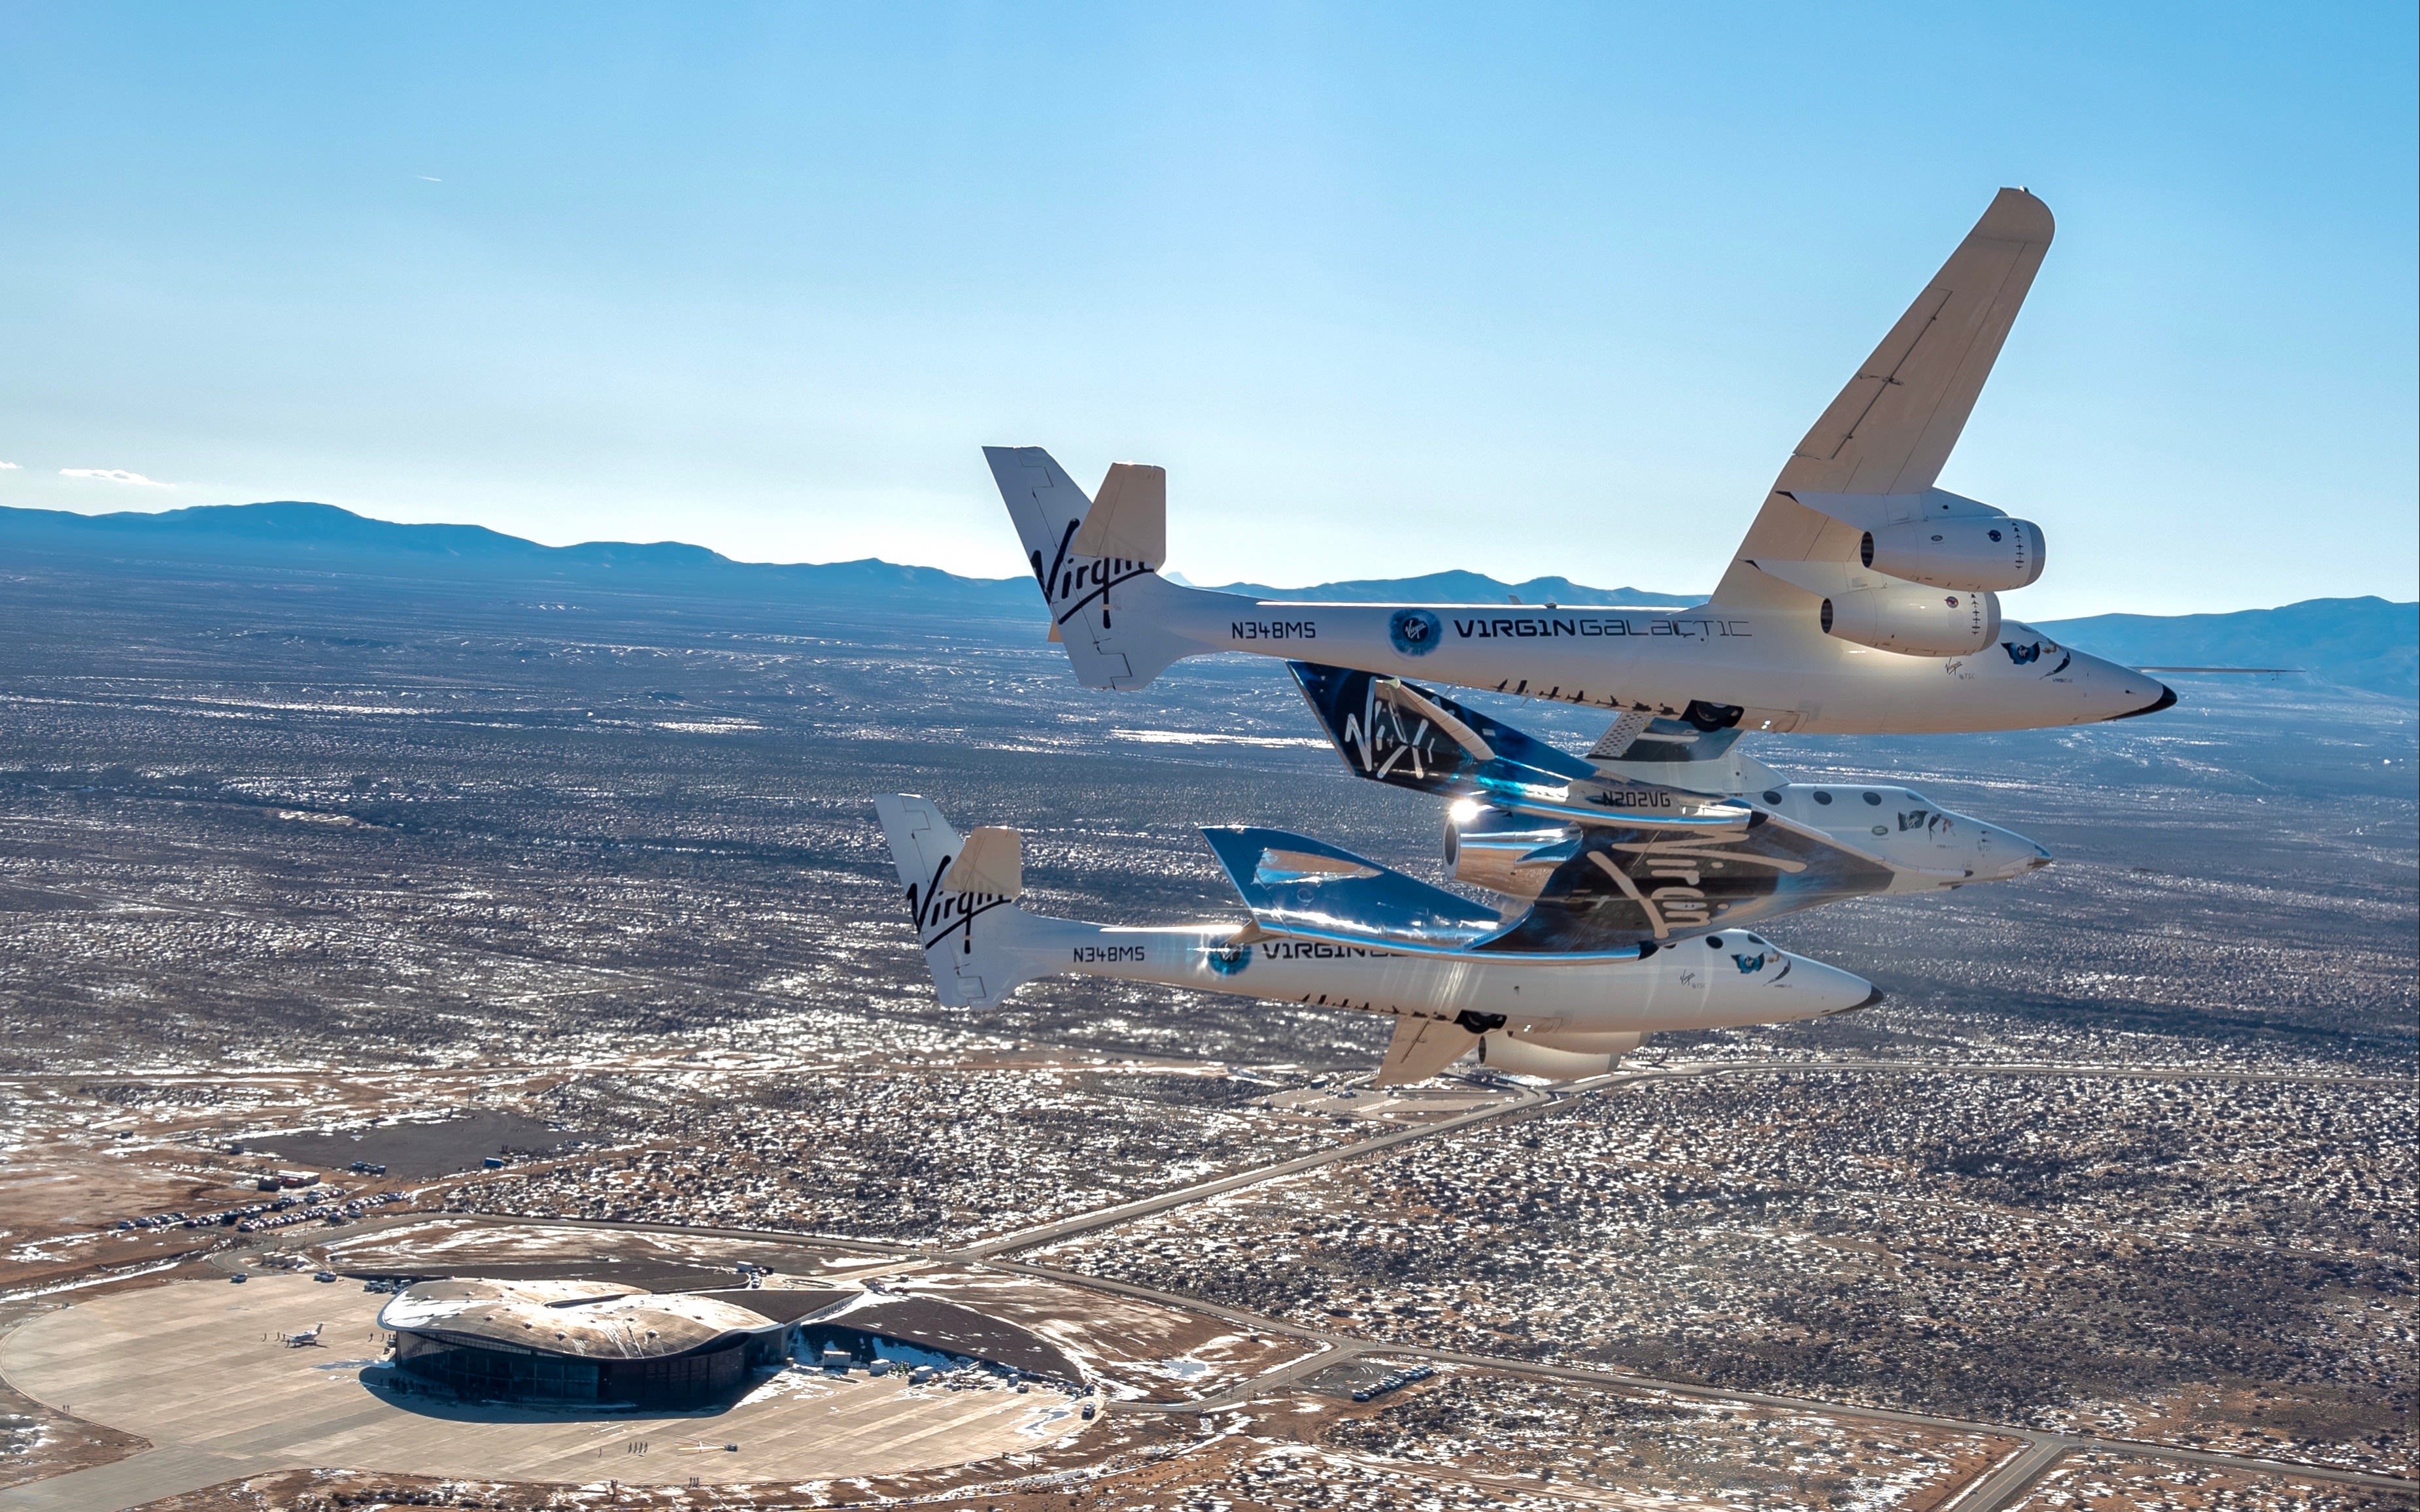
[1984,186,2056,243]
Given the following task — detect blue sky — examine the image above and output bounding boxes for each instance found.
[1,4,2411,614]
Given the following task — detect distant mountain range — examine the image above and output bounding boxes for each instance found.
[2034,598,2415,699]
[0,499,1012,603]
[1194,571,1696,607]
[5,501,2411,695]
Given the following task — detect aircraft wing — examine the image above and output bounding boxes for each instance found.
[1711,188,2056,609]
[1478,813,1898,950]
[1374,1016,1480,1087]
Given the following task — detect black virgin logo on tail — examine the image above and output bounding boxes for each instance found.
[906,852,1014,954]
[1031,518,1158,630]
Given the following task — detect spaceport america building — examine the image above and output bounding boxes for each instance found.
[377,1279,794,1406]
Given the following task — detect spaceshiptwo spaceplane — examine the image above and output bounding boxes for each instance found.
[986,188,2178,749]
[1286,661,2050,945]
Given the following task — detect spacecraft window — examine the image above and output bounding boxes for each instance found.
[1863,791,1883,805]
[1813,791,1833,805]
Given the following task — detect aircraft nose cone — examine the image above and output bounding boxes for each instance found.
[2113,681,2178,720]
[1786,954,1880,1016]
[2059,640,2182,724]
[1979,825,2053,879]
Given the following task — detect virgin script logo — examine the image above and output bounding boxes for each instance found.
[1389,609,1443,656]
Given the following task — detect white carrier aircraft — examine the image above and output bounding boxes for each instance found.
[875,793,1879,1085]
[987,188,2177,747]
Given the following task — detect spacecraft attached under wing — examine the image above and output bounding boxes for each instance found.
[1285,662,2050,947]
[985,188,2176,736]
[874,793,1879,1086]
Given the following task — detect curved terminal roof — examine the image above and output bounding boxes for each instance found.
[378,1277,782,1361]
[799,1287,1082,1382]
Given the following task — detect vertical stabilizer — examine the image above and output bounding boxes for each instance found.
[983,445,1212,690]
[872,794,1052,1008]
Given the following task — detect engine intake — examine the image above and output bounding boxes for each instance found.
[1821,584,2001,659]
[1860,516,2044,592]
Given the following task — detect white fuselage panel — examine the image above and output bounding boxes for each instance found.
[1014,915,1871,1033]
[1159,592,2166,734]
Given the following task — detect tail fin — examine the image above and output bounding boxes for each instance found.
[983,445,1208,690]
[1287,662,1600,796]
[1200,826,1503,951]
[872,794,1055,1008]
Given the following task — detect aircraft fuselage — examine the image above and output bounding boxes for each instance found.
[1153,586,2172,733]
[1006,913,1873,1033]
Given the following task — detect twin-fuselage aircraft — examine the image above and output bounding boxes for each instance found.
[880,188,2142,1084]
[985,188,2173,743]
[875,792,1882,1085]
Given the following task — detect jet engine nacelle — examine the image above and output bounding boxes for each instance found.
[1862,516,2045,593]
[1821,584,2001,659]
[1478,1028,1646,1081]
[1442,803,1575,900]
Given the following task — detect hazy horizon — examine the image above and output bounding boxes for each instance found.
[16,494,2420,631]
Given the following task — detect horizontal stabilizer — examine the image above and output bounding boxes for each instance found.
[1375,1016,1478,1087]
[1200,826,1503,952]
